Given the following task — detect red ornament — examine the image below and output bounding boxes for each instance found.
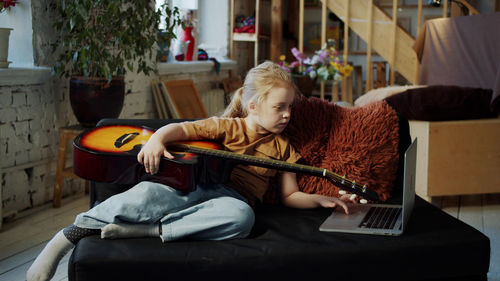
[182,26,195,61]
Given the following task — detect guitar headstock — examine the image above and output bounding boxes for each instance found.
[325,171,379,202]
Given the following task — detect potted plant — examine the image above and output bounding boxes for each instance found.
[279,45,353,96]
[51,0,181,126]
[0,0,17,68]
[157,4,183,62]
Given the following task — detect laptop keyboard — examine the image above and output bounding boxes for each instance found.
[359,206,402,229]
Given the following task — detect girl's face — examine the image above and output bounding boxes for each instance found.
[248,86,295,134]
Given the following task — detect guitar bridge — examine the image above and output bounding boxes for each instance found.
[115,132,139,148]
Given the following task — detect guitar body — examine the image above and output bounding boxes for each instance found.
[73,125,225,192]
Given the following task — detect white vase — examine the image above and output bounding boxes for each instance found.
[0,27,13,68]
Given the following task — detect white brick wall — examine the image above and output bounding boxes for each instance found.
[1,66,232,220]
[1,78,71,215]
[0,72,150,216]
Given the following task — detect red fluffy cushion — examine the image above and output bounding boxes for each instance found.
[264,95,400,203]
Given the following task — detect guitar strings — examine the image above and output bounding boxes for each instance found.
[174,143,370,194]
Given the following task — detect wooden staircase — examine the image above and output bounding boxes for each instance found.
[325,0,419,85]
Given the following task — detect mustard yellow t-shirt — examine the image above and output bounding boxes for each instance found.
[181,117,301,205]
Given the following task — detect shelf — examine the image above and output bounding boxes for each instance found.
[259,34,271,40]
[378,4,442,9]
[233,32,257,42]
[230,0,277,67]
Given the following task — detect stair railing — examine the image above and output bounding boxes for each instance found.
[297,0,479,103]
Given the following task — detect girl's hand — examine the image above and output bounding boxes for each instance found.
[338,191,363,204]
[315,195,350,214]
[340,193,357,203]
[136,122,189,174]
[137,138,175,174]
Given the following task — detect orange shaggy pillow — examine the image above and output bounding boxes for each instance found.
[264,95,400,203]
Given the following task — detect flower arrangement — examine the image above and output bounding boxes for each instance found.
[279,45,353,82]
[0,0,17,12]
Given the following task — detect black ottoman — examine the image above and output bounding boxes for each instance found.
[69,118,489,281]
[68,196,489,281]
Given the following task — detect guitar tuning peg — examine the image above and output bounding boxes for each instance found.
[351,180,356,189]
[362,184,367,193]
[341,175,346,184]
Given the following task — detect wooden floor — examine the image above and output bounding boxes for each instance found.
[0,193,499,281]
[0,194,89,281]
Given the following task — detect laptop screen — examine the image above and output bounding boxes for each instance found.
[401,138,417,231]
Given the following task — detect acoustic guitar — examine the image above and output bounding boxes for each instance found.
[73,125,379,202]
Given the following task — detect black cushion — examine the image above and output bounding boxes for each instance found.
[70,118,489,281]
[69,197,489,281]
[384,85,496,121]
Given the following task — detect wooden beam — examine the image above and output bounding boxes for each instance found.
[416,0,422,84]
[443,0,448,17]
[230,0,235,59]
[254,0,260,66]
[417,0,423,36]
[271,0,283,62]
[299,0,304,52]
[390,0,398,85]
[342,0,350,102]
[321,0,327,47]
[454,0,480,15]
[365,0,374,91]
[450,1,462,17]
[343,0,349,60]
[320,0,327,100]
[376,62,387,88]
[331,82,339,102]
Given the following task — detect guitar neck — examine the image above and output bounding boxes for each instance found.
[170,143,379,202]
[177,143,326,177]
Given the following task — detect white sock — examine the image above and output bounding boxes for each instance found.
[26,230,74,281]
[101,223,160,239]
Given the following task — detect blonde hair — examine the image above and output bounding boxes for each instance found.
[222,61,296,118]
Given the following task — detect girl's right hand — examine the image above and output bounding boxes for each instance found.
[137,138,175,174]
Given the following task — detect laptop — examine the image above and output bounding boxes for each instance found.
[319,138,417,236]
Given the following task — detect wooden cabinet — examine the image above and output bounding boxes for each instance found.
[230,0,283,70]
[230,0,268,67]
[409,119,500,201]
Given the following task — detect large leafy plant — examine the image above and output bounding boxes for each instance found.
[52,0,181,81]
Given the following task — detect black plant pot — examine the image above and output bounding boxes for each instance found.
[70,77,125,127]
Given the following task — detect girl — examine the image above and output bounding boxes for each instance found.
[27,61,351,281]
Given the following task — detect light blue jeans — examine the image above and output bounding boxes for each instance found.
[74,181,255,242]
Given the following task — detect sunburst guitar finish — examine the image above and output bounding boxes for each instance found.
[73,125,224,192]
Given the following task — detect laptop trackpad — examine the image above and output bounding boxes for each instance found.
[325,204,371,227]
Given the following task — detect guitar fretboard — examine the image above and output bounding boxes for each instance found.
[169,143,378,201]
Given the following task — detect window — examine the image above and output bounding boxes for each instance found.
[0,1,230,69]
[0,0,34,67]
[156,0,229,61]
